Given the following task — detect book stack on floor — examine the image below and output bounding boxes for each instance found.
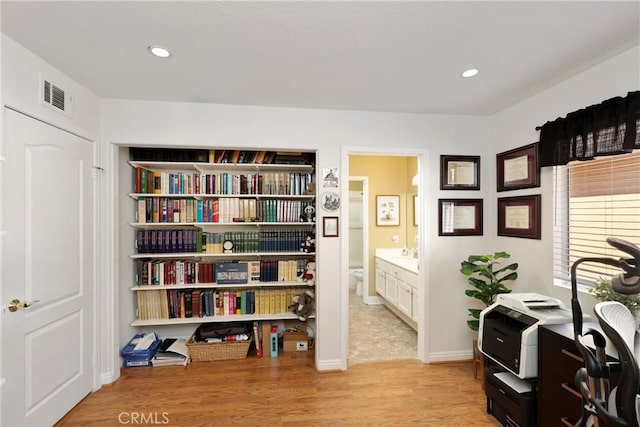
[152,338,191,366]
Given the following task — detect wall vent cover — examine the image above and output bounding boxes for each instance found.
[40,77,73,116]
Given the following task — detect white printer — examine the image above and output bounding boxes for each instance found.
[478,293,579,379]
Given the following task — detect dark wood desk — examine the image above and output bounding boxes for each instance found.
[538,323,623,427]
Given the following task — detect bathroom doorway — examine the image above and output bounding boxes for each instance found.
[346,154,420,365]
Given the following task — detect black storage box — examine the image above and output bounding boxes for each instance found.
[486,368,536,427]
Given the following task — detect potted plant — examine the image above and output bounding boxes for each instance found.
[460,251,519,331]
[589,277,640,319]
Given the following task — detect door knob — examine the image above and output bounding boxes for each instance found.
[7,299,40,312]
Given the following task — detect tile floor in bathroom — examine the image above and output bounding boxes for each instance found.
[348,288,418,365]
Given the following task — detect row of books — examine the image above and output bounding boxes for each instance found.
[134,168,314,196]
[211,150,313,165]
[136,287,310,320]
[134,258,309,286]
[130,147,313,166]
[134,229,314,254]
[135,197,315,224]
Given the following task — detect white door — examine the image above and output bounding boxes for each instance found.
[2,108,94,426]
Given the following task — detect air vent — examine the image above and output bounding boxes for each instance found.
[40,77,73,116]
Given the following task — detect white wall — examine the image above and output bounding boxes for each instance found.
[100,100,494,368]
[490,46,640,316]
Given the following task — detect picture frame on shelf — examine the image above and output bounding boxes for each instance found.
[376,195,400,226]
[438,199,483,236]
[440,155,480,190]
[323,216,339,237]
[496,143,540,192]
[497,194,541,239]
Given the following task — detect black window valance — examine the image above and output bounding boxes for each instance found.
[537,90,640,167]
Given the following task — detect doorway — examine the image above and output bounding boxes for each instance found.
[346,153,422,365]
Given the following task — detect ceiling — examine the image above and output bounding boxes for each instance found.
[2,1,639,116]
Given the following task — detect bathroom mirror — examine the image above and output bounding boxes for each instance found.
[406,192,418,248]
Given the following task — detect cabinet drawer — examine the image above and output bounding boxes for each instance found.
[538,364,582,422]
[387,265,405,282]
[539,326,584,376]
[538,394,577,427]
[404,271,418,288]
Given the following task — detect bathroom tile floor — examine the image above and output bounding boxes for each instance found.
[348,288,418,365]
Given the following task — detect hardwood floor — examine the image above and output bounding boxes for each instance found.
[56,353,498,426]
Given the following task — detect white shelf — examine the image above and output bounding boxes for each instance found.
[129,193,315,200]
[130,251,314,259]
[129,160,313,173]
[129,221,315,228]
[131,281,313,291]
[131,312,314,327]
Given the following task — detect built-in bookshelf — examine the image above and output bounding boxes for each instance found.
[127,150,316,329]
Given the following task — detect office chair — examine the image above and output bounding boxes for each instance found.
[571,238,640,427]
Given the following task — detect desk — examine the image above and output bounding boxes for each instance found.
[538,323,623,427]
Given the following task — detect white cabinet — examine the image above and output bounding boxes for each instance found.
[375,255,419,329]
[385,274,398,305]
[375,265,386,295]
[397,281,412,317]
[411,288,419,323]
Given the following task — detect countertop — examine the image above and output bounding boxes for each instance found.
[375,248,419,273]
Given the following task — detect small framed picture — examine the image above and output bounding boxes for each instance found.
[498,195,541,239]
[496,143,540,192]
[440,155,480,190]
[438,199,483,236]
[376,195,400,226]
[323,216,339,237]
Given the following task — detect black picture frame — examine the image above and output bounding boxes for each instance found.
[496,143,540,192]
[440,155,480,190]
[438,199,483,236]
[497,195,541,239]
[323,216,339,237]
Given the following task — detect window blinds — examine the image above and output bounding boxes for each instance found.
[553,151,640,285]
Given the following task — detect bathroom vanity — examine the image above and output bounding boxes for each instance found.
[375,249,419,330]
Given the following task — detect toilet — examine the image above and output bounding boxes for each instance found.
[354,269,364,296]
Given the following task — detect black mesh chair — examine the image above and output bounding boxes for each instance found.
[571,238,640,427]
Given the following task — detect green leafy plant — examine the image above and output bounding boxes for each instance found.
[589,277,640,319]
[460,251,519,331]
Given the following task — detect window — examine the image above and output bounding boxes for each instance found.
[553,151,640,286]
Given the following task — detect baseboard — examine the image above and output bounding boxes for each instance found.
[316,358,345,371]
[428,350,473,363]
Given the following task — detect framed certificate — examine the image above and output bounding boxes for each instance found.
[438,199,483,236]
[497,195,541,239]
[440,155,480,190]
[496,143,540,192]
[323,216,339,237]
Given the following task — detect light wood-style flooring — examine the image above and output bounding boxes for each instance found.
[56,353,499,426]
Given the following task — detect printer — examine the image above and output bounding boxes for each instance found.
[478,292,579,379]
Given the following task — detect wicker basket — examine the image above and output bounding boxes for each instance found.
[186,335,251,362]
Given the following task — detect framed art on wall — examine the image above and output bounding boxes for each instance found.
[323,216,339,237]
[376,195,400,226]
[496,143,540,192]
[497,194,541,239]
[438,199,483,236]
[440,155,480,190]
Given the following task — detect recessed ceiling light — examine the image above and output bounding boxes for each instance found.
[462,68,479,78]
[148,46,171,58]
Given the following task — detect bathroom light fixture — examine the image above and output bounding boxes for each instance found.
[148,46,171,58]
[462,68,479,78]
[412,174,419,186]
